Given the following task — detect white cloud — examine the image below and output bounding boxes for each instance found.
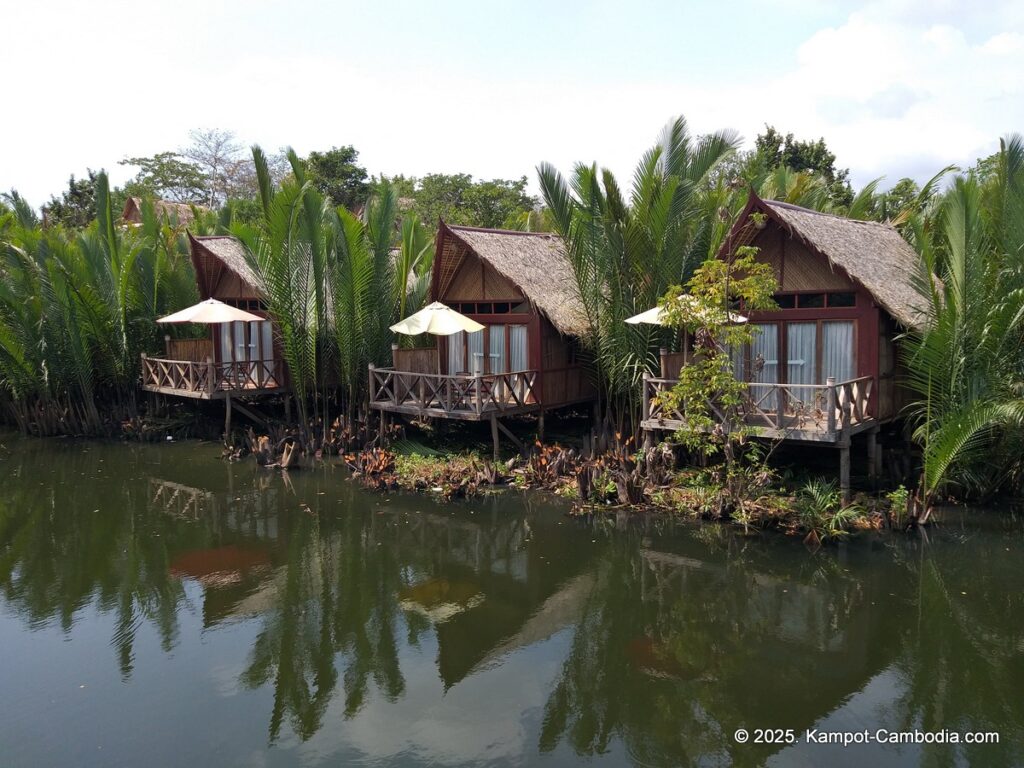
[1,1,1021,204]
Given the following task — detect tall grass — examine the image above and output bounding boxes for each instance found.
[0,174,199,435]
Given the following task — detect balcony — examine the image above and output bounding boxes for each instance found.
[141,354,286,399]
[368,366,540,421]
[641,374,876,443]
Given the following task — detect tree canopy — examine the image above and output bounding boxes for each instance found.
[306,146,370,211]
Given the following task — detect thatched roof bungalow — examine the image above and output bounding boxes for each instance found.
[717,192,928,425]
[140,234,285,401]
[121,197,207,227]
[371,223,595,437]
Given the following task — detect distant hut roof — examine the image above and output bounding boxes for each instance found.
[188,234,264,298]
[122,197,206,227]
[438,224,588,337]
[730,195,931,330]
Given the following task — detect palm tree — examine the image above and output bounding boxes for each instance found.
[538,116,741,433]
[902,135,1024,509]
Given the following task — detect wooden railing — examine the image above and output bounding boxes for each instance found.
[643,374,874,437]
[141,355,285,395]
[369,366,539,417]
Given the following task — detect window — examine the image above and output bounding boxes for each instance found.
[797,293,825,309]
[827,292,856,307]
[770,292,857,309]
[447,324,530,375]
[773,294,796,309]
[734,320,856,386]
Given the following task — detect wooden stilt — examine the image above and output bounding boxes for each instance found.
[839,439,851,505]
[867,427,879,486]
[495,418,525,454]
[490,414,500,462]
[538,408,546,443]
[284,394,292,423]
[224,395,232,438]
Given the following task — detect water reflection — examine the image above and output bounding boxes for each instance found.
[0,438,1022,767]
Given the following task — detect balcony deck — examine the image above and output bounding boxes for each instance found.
[141,354,287,399]
[368,366,540,421]
[641,374,876,444]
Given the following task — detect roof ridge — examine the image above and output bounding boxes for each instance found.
[446,223,560,238]
[764,200,894,229]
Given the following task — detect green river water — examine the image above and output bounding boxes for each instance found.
[0,436,1021,767]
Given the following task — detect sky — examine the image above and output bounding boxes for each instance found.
[2,0,1023,206]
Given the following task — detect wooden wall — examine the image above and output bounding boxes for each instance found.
[392,346,439,374]
[167,338,213,362]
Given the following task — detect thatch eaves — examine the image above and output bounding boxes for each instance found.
[733,195,931,330]
[189,235,265,298]
[440,224,589,337]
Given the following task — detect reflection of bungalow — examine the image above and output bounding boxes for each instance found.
[370,224,595,455]
[643,193,931,496]
[140,235,287,406]
[121,197,206,227]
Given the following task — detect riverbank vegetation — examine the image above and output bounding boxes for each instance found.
[3,119,1024,510]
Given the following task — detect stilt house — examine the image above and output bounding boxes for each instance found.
[642,193,932,495]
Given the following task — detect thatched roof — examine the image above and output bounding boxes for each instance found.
[189,235,265,296]
[123,197,206,227]
[441,224,588,337]
[736,195,930,329]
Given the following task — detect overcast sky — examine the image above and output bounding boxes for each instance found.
[3,0,1023,206]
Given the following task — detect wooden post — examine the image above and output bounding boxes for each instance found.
[284,394,292,423]
[490,414,500,462]
[164,335,171,357]
[391,343,399,368]
[775,385,787,430]
[538,408,546,443]
[224,395,232,437]
[206,356,216,397]
[826,377,837,436]
[659,347,668,379]
[867,426,879,485]
[839,438,851,505]
[475,373,483,416]
[642,371,654,449]
[642,372,651,423]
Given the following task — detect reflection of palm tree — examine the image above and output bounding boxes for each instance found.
[0,447,189,679]
[539,529,899,767]
[239,493,412,742]
[888,539,1024,766]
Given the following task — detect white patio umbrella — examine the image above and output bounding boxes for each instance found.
[625,296,747,326]
[390,301,484,336]
[158,298,263,324]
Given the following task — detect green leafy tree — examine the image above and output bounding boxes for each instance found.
[411,173,535,228]
[41,170,115,229]
[754,125,853,208]
[119,152,208,203]
[306,146,370,210]
[657,244,777,472]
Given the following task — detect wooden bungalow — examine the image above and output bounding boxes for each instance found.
[642,193,931,496]
[369,223,595,453]
[121,197,206,227]
[140,235,286,425]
